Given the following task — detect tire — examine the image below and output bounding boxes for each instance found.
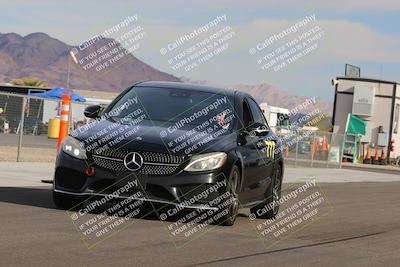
[53,191,81,210]
[250,165,282,220]
[218,165,240,226]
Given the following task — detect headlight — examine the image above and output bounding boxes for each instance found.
[184,152,227,172]
[62,136,87,159]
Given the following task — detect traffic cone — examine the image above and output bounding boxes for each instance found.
[380,149,387,165]
[313,139,318,155]
[57,94,71,151]
[372,149,379,164]
[363,147,371,164]
[321,135,328,152]
[284,146,289,158]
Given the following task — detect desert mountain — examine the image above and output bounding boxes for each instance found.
[0,32,179,92]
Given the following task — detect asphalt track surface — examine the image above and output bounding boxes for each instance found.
[1,182,399,266]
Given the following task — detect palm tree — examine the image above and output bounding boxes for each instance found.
[11,77,49,87]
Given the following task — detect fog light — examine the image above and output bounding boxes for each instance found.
[85,166,95,177]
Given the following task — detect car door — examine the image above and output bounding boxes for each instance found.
[247,97,275,182]
[238,98,273,203]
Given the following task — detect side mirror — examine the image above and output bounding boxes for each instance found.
[84,105,102,119]
[246,122,270,137]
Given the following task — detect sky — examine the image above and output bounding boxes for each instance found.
[1,0,400,101]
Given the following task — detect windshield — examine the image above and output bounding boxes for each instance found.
[106,86,236,130]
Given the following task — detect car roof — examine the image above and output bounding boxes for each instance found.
[136,81,237,97]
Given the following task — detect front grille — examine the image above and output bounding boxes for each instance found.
[92,156,126,172]
[96,148,183,164]
[140,151,182,164]
[92,148,184,176]
[140,164,181,176]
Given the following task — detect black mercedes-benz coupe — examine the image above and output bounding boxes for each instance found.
[53,81,284,226]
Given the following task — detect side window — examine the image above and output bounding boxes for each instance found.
[242,100,253,127]
[247,98,267,126]
[394,103,400,134]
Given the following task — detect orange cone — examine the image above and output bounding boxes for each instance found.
[321,135,328,152]
[372,149,379,164]
[364,147,371,164]
[57,94,71,151]
[313,139,318,154]
[366,147,371,159]
[284,146,289,158]
[380,149,386,165]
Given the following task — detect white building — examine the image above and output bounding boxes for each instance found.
[332,77,400,160]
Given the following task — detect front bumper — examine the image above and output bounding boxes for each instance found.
[54,151,232,209]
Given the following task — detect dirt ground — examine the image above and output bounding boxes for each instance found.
[0,146,56,162]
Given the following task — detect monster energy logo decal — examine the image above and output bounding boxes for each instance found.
[264,141,275,158]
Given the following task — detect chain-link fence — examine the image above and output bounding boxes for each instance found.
[275,126,344,168]
[0,92,92,162]
[0,93,345,168]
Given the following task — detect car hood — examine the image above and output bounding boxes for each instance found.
[73,118,236,156]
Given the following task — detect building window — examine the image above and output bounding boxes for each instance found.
[394,103,400,134]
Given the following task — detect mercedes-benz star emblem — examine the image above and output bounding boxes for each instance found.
[123,152,144,171]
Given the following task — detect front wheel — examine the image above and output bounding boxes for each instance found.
[250,165,282,220]
[218,165,240,226]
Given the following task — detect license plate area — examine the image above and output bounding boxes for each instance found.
[115,171,147,192]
